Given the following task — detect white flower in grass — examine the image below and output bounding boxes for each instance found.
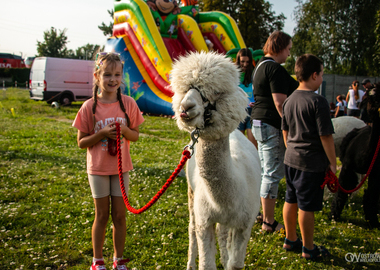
[65,215,70,219]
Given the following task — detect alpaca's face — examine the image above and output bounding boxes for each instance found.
[175,88,205,129]
[171,52,248,140]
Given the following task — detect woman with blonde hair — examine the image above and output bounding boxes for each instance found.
[346,80,364,117]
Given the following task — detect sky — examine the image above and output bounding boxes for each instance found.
[0,0,298,59]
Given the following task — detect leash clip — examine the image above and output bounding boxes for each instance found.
[184,128,200,156]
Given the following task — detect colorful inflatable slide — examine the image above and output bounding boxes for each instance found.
[106,0,256,115]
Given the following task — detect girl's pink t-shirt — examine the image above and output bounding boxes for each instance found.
[72,95,144,175]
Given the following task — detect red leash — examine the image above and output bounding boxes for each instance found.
[321,136,380,193]
[115,123,192,214]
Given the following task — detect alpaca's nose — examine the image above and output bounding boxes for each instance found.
[180,94,197,113]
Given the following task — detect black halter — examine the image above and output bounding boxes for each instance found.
[190,85,217,126]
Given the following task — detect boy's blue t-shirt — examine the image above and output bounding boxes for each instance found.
[282,90,334,172]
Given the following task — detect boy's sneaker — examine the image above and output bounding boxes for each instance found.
[90,260,106,270]
[112,259,130,270]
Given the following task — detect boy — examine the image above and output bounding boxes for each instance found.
[281,54,336,260]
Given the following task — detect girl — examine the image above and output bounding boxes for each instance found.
[73,52,144,270]
[235,48,257,147]
[346,80,364,117]
[334,95,346,118]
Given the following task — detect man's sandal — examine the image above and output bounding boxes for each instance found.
[283,238,302,252]
[262,220,283,232]
[302,245,330,260]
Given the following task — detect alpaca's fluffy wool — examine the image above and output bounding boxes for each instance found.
[171,52,261,270]
[332,116,366,158]
[171,52,248,141]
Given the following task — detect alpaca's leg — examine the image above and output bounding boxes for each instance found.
[226,227,251,270]
[187,187,198,270]
[331,165,357,220]
[196,224,217,270]
[216,223,229,268]
[363,170,380,228]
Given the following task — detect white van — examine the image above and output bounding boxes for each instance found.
[29,57,95,104]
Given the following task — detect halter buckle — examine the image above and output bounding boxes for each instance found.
[184,128,200,156]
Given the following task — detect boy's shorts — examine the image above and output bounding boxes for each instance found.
[284,165,325,211]
[88,172,129,199]
[237,115,252,131]
[237,107,252,131]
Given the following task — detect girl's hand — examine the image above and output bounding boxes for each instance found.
[101,122,117,140]
[118,122,129,137]
[116,120,140,142]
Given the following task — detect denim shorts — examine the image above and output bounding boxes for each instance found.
[284,165,325,211]
[88,172,129,198]
[252,121,285,199]
[237,107,252,131]
[237,115,252,131]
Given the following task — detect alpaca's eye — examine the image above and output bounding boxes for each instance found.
[214,91,221,96]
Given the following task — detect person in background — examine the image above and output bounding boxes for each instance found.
[334,95,345,118]
[251,31,299,233]
[204,36,214,51]
[235,48,257,147]
[329,102,336,118]
[155,17,161,31]
[346,80,364,117]
[167,20,177,38]
[73,52,145,270]
[360,78,373,123]
[282,54,335,260]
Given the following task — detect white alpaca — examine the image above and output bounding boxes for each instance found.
[332,116,366,158]
[171,52,261,270]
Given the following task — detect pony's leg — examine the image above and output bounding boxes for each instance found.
[196,224,217,270]
[363,168,380,228]
[331,165,358,220]
[187,187,198,270]
[216,223,229,268]
[226,227,251,270]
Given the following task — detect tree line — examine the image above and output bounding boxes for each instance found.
[36,0,380,76]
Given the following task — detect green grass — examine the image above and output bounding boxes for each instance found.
[0,88,379,269]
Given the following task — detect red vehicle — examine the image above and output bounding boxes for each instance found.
[0,53,26,68]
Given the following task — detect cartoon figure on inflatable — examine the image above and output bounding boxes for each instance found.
[146,0,182,16]
[107,0,255,116]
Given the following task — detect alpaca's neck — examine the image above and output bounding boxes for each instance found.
[195,135,234,199]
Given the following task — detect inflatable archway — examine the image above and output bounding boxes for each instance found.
[105,0,259,115]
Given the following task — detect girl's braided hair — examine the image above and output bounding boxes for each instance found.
[91,53,130,132]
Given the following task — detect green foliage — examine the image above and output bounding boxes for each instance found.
[0,89,379,269]
[98,10,114,37]
[374,10,380,72]
[36,29,102,60]
[199,0,285,50]
[289,0,380,76]
[36,27,70,58]
[0,68,30,85]
[67,44,102,60]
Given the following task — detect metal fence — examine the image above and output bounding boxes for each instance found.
[321,75,379,103]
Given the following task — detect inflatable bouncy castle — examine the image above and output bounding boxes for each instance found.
[106,0,262,115]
